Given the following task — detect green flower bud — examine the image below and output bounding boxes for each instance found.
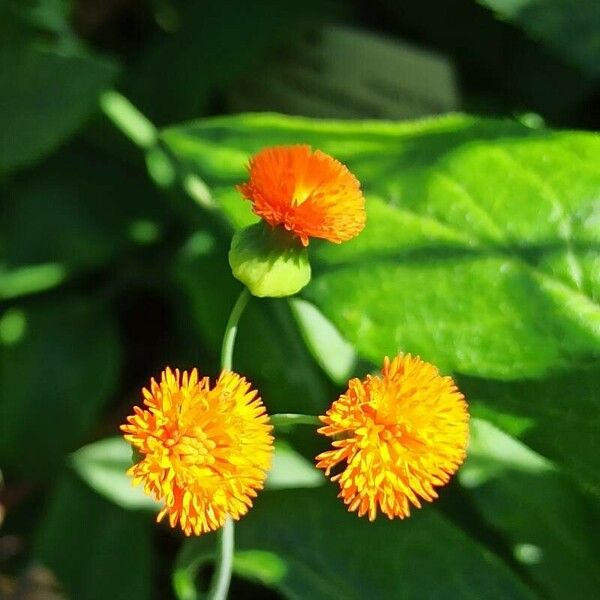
[229,222,311,298]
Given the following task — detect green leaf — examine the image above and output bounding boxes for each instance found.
[70,436,322,509]
[461,419,600,599]
[161,112,600,494]
[477,0,600,79]
[462,366,600,496]
[71,437,160,511]
[265,440,324,490]
[161,113,600,380]
[0,298,121,474]
[35,473,153,600]
[175,487,533,599]
[289,298,357,385]
[0,263,67,300]
[0,43,117,173]
[1,144,169,277]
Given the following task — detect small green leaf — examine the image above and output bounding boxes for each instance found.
[0,263,67,300]
[0,308,27,346]
[99,90,157,150]
[233,550,288,587]
[71,437,160,511]
[265,440,324,490]
[289,298,356,384]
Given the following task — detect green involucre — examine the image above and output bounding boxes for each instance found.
[228,222,311,298]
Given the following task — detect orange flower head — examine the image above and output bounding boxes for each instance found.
[237,145,366,246]
[316,354,469,521]
[121,368,273,535]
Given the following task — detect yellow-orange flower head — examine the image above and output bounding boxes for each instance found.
[237,145,366,246]
[121,368,273,536]
[316,354,469,521]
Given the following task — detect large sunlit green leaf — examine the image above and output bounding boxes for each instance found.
[160,112,600,494]
[161,113,600,381]
[174,487,533,599]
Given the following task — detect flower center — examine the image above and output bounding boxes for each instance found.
[175,429,217,467]
[292,184,312,206]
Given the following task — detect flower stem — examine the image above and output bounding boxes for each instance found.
[206,518,234,600]
[206,288,251,600]
[270,413,321,431]
[220,288,250,372]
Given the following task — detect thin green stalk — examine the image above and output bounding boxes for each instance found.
[270,413,321,431]
[206,518,235,600]
[220,288,250,371]
[205,288,251,600]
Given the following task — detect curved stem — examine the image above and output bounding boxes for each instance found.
[220,288,250,372]
[206,288,250,600]
[206,518,235,600]
[270,413,321,431]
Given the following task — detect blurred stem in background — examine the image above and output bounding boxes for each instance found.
[100,89,216,209]
[100,90,157,151]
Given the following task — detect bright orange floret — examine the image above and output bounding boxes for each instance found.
[316,354,469,521]
[237,145,366,246]
[121,368,273,536]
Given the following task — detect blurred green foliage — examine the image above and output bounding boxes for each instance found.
[1,1,598,599]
